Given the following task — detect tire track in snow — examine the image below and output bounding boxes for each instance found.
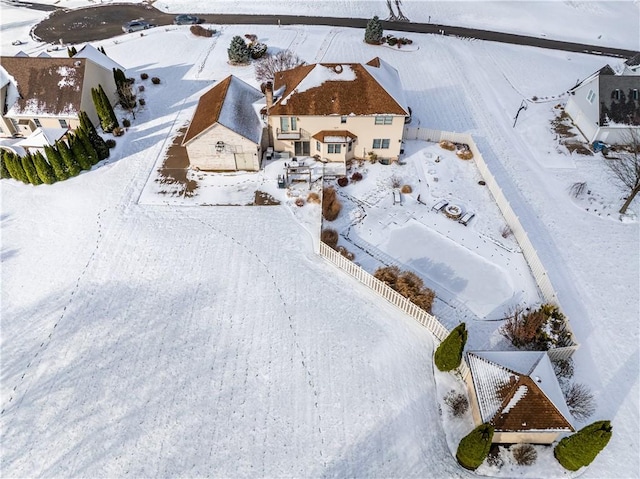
[185,212,327,467]
[314,28,339,63]
[1,208,109,416]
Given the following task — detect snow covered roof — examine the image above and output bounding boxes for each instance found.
[182,75,264,146]
[270,57,409,117]
[13,127,68,149]
[73,44,124,72]
[467,351,574,433]
[0,56,88,118]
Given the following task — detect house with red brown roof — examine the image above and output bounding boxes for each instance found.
[182,75,265,171]
[0,52,118,141]
[466,351,574,444]
[266,57,409,171]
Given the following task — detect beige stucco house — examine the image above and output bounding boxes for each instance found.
[265,57,410,171]
[182,75,264,172]
[565,54,640,145]
[465,351,574,444]
[0,46,120,142]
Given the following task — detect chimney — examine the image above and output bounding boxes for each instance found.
[265,81,274,111]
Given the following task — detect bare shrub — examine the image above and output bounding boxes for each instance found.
[486,445,504,469]
[190,25,215,37]
[563,383,596,421]
[569,181,587,198]
[390,175,401,188]
[456,149,474,160]
[444,390,469,417]
[295,197,304,207]
[254,50,305,83]
[374,265,401,288]
[337,176,349,187]
[401,184,412,194]
[500,225,513,238]
[337,246,355,260]
[140,72,149,80]
[321,228,339,249]
[351,171,363,182]
[322,187,342,221]
[151,77,161,85]
[512,444,537,466]
[499,305,547,348]
[307,192,321,203]
[439,140,455,151]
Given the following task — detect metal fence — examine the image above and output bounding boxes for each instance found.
[404,126,579,357]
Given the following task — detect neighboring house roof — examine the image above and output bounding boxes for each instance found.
[0,56,89,118]
[13,127,68,149]
[270,57,409,117]
[182,75,264,145]
[467,351,574,433]
[312,130,357,142]
[73,44,124,72]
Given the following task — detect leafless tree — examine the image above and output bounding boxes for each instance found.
[604,128,640,214]
[563,382,596,421]
[254,50,305,83]
[116,83,138,119]
[511,444,537,466]
[444,390,469,417]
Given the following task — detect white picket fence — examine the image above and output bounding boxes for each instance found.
[318,241,471,378]
[404,126,579,360]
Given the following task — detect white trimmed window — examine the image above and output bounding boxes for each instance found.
[633,89,639,100]
[374,115,393,125]
[586,89,596,104]
[328,144,341,154]
[316,141,321,152]
[372,139,390,149]
[33,118,42,127]
[59,119,69,128]
[341,116,347,124]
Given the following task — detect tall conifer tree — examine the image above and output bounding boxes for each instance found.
[4,151,29,183]
[21,152,42,185]
[79,111,109,160]
[70,133,92,170]
[57,139,81,177]
[33,150,56,184]
[0,150,11,179]
[44,144,69,181]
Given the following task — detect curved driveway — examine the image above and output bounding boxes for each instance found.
[31,3,638,59]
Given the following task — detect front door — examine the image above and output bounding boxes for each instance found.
[295,141,310,156]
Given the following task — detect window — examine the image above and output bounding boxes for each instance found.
[612,89,621,100]
[280,117,289,132]
[59,119,68,128]
[316,141,321,152]
[633,89,639,100]
[372,139,390,149]
[374,115,393,125]
[341,116,347,124]
[33,118,42,128]
[291,117,297,130]
[348,142,352,152]
[328,144,341,154]
[586,89,596,104]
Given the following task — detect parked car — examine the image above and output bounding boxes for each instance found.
[173,14,203,25]
[122,20,151,33]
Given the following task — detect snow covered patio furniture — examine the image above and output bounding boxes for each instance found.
[458,211,475,226]
[431,199,448,212]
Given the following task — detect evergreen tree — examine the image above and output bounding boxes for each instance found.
[92,85,118,133]
[32,150,56,184]
[434,323,468,371]
[0,150,11,179]
[57,139,81,177]
[44,144,69,181]
[79,111,109,161]
[228,35,250,64]
[76,126,99,166]
[554,421,613,471]
[364,16,384,44]
[456,423,494,470]
[69,133,92,170]
[21,152,42,185]
[100,84,119,132]
[4,151,29,183]
[113,67,127,89]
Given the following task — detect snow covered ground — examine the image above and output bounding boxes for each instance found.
[1,1,639,478]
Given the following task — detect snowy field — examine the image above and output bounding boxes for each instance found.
[1,1,639,478]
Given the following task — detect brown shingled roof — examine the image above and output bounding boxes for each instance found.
[182,76,231,145]
[312,130,357,142]
[270,61,406,116]
[1,56,87,116]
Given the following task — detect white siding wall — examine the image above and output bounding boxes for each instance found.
[81,60,119,129]
[269,114,405,161]
[185,124,261,171]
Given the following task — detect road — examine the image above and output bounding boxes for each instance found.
[29,3,638,59]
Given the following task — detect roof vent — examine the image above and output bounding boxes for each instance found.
[74,60,81,67]
[535,376,541,383]
[334,64,343,74]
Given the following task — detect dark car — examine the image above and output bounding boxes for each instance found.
[174,14,203,25]
[122,20,151,33]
